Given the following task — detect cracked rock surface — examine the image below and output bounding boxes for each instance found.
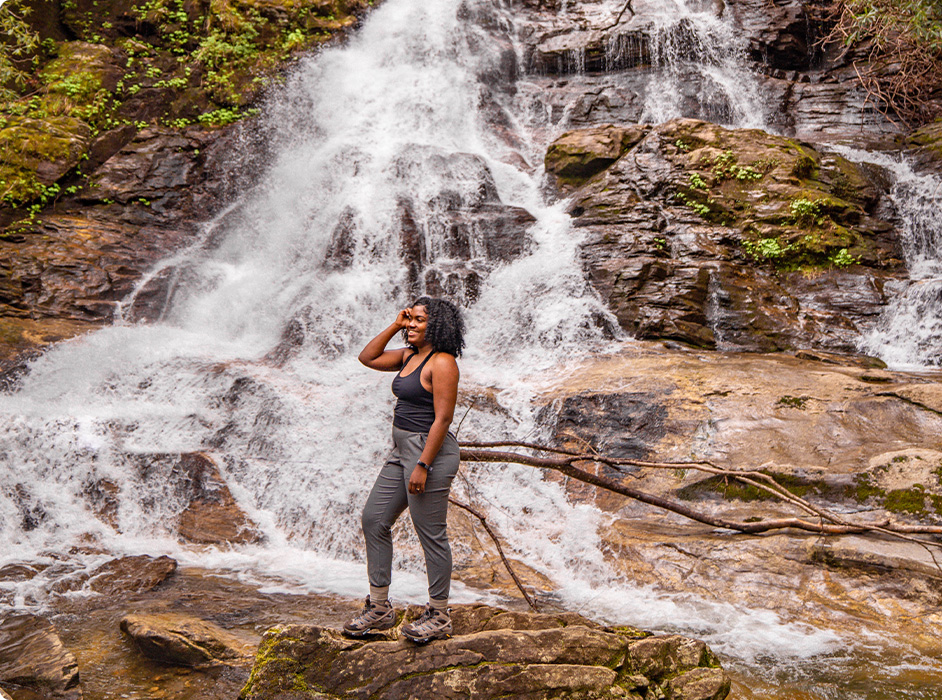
[240,604,730,700]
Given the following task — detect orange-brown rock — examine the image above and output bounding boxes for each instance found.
[241,604,730,700]
[120,613,254,668]
[549,118,904,354]
[0,614,81,700]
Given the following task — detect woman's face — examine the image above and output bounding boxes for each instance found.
[406,304,429,347]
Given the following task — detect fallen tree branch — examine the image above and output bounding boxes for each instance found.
[449,496,539,611]
[458,443,942,547]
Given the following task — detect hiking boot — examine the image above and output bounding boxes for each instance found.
[342,596,396,637]
[401,605,452,643]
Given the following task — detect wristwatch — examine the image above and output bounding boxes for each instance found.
[417,460,432,473]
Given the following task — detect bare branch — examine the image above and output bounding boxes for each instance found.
[449,496,539,611]
[459,444,942,546]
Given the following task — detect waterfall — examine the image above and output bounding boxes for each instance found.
[834,147,942,368]
[4,0,932,693]
[0,0,619,608]
[637,0,765,127]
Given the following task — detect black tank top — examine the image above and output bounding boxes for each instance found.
[391,351,436,433]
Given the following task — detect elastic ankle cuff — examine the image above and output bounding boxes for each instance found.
[429,597,449,611]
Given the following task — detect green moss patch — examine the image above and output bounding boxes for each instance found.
[0,115,90,203]
[0,0,374,211]
[883,485,928,515]
[678,470,826,502]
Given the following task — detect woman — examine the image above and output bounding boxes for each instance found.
[343,296,465,643]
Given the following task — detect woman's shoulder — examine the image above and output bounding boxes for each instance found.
[430,351,459,370]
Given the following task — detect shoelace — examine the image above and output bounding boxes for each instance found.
[411,606,435,630]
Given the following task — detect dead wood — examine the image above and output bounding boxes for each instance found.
[458,442,942,550]
[449,497,540,611]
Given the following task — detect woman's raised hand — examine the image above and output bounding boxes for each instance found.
[395,308,411,329]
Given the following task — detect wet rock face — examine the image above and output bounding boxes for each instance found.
[548,118,904,353]
[134,453,263,545]
[514,0,899,143]
[0,123,254,370]
[120,613,254,668]
[241,604,730,700]
[0,614,81,700]
[389,149,537,304]
[904,121,942,174]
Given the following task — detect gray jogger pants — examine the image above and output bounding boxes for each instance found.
[361,426,461,601]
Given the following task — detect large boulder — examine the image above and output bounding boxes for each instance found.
[548,118,904,353]
[240,604,730,700]
[120,613,254,668]
[0,614,81,699]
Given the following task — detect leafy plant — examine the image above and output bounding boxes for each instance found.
[825,0,942,125]
[0,1,42,100]
[790,197,824,227]
[830,247,859,267]
[743,237,791,261]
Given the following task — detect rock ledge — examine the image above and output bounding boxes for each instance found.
[240,604,730,700]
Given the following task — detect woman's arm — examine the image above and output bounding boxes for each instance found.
[358,309,410,371]
[408,354,459,494]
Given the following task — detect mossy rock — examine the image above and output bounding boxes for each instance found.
[904,120,942,172]
[241,604,730,700]
[40,42,124,96]
[656,120,897,270]
[545,124,649,190]
[0,115,91,203]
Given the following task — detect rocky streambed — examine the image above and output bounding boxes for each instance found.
[0,559,731,700]
[3,342,942,699]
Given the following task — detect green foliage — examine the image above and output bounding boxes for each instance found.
[842,0,942,52]
[790,197,824,227]
[830,247,859,268]
[832,0,942,124]
[0,1,42,100]
[753,156,780,173]
[743,237,791,261]
[697,149,766,183]
[688,172,708,190]
[674,139,690,152]
[197,106,257,126]
[675,191,713,217]
[776,395,809,409]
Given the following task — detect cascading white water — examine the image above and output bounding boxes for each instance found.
[1,0,621,607]
[845,149,942,368]
[6,0,937,695]
[635,0,765,127]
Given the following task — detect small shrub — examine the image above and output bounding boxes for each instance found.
[776,395,809,409]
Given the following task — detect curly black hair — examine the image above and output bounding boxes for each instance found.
[403,296,466,357]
